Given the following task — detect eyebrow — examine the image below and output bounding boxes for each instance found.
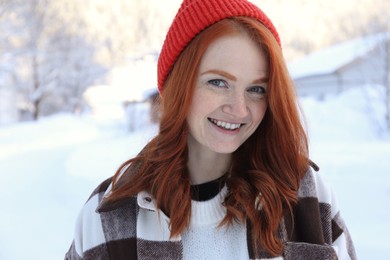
[201,69,269,84]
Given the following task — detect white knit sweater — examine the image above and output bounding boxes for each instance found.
[182,186,249,260]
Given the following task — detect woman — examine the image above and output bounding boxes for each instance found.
[66,0,357,259]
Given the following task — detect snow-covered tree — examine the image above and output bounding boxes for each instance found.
[0,0,107,120]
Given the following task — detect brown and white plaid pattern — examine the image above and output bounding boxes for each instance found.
[65,169,357,260]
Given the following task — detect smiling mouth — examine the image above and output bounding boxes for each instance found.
[208,118,243,130]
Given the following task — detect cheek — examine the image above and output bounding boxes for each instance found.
[188,90,217,119]
[186,95,208,131]
[252,102,268,126]
[187,99,203,123]
[186,107,198,132]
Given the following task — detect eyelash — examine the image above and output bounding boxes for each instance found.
[207,79,266,95]
[207,79,227,88]
[248,86,266,95]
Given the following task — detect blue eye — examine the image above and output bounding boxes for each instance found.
[208,79,227,88]
[248,86,266,94]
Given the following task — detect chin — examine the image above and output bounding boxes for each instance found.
[211,144,241,154]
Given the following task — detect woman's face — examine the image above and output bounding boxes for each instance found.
[187,33,268,155]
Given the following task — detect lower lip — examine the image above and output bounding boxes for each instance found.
[209,121,241,135]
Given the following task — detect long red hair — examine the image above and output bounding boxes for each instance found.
[107,17,309,256]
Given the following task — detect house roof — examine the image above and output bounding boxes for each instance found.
[288,33,390,79]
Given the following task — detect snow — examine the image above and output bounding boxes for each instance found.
[0,87,389,259]
[106,54,159,102]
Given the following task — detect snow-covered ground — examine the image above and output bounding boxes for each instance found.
[0,87,389,259]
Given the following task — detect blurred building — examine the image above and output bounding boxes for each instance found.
[289,33,390,98]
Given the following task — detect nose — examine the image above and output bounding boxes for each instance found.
[222,92,249,118]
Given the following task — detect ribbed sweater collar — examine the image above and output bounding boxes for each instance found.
[188,186,228,227]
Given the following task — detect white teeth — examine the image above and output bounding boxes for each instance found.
[210,119,241,130]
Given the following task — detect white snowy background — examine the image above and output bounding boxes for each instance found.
[0,84,389,259]
[1,1,389,259]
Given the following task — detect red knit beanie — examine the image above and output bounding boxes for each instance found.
[157,0,281,92]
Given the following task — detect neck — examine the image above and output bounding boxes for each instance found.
[187,146,232,185]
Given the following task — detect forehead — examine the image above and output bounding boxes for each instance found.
[198,34,268,78]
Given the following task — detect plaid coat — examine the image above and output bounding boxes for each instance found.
[65,168,357,260]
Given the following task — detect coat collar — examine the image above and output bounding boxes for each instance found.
[96,182,158,213]
[137,190,158,211]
